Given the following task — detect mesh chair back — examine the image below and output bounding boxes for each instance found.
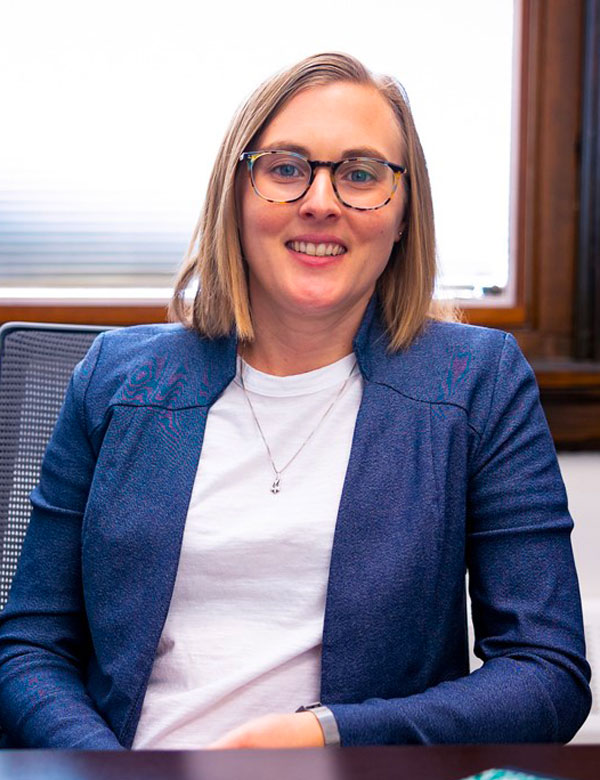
[0,323,107,610]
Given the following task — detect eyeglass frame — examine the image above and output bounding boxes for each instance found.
[239,150,408,212]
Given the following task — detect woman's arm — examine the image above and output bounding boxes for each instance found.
[0,335,123,748]
[326,334,592,746]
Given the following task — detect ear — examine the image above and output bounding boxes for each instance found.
[393,202,407,243]
[394,221,406,244]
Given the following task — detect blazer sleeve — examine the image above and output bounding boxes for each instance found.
[328,333,592,746]
[0,333,124,749]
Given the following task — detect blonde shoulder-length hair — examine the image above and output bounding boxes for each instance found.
[170,52,448,351]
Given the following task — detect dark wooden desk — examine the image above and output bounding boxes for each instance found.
[0,745,598,780]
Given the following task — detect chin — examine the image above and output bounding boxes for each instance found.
[285,286,360,318]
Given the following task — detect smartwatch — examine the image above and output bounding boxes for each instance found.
[295,702,341,746]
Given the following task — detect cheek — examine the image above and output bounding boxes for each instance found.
[243,200,291,240]
[353,213,398,248]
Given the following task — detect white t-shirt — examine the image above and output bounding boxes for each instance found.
[132,352,363,748]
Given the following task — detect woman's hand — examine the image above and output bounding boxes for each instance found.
[204,712,325,749]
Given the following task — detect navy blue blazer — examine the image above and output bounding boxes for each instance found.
[0,298,591,748]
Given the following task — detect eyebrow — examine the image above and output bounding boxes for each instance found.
[259,140,395,162]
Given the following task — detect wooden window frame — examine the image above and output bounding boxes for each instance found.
[1,0,599,448]
[465,0,600,449]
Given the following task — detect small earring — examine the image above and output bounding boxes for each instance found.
[397,230,403,240]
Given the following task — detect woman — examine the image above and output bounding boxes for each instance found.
[0,52,591,749]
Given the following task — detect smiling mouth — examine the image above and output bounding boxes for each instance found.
[286,240,347,257]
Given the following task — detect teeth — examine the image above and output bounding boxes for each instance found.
[288,241,345,257]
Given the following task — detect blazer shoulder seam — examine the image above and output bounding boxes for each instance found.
[87,400,209,437]
[369,379,483,438]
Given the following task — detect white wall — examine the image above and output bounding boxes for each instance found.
[558,453,600,743]
[559,453,600,601]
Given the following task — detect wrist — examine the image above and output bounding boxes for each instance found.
[295,702,341,746]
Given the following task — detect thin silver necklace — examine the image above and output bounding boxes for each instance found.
[239,356,358,494]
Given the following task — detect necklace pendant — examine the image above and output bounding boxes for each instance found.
[271,476,281,494]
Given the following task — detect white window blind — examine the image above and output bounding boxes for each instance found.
[0,0,514,301]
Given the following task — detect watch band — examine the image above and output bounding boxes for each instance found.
[295,702,341,746]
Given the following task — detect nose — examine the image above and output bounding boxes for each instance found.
[298,167,342,220]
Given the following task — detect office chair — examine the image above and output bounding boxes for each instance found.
[0,322,108,610]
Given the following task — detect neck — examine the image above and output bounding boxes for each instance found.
[241,298,369,376]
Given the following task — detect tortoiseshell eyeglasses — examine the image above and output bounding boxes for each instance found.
[239,150,408,211]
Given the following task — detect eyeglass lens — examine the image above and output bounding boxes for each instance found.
[251,153,396,209]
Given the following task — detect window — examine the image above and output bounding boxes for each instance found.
[1,0,513,301]
[1,0,599,446]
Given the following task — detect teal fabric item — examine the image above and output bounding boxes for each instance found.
[459,770,562,780]
[0,296,591,748]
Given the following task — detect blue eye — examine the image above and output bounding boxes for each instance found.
[274,163,300,178]
[349,169,374,183]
